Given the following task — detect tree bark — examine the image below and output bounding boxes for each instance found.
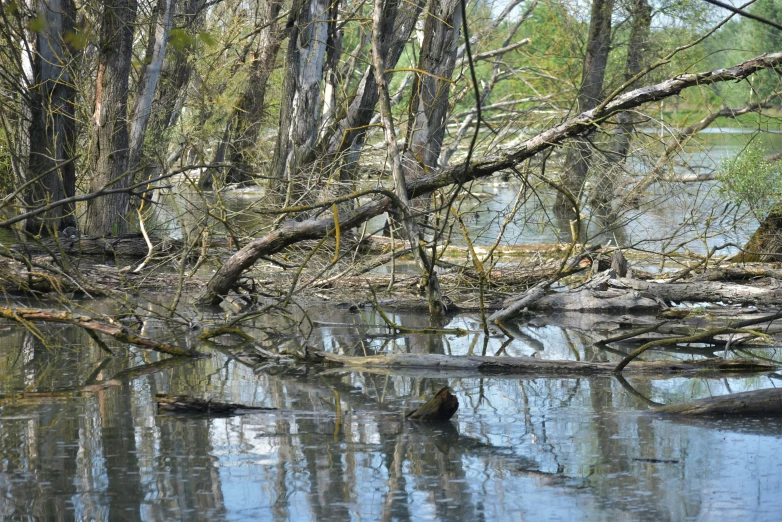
[196,52,782,304]
[24,0,78,236]
[554,0,614,224]
[306,347,774,377]
[370,0,442,315]
[652,388,782,416]
[403,0,462,176]
[222,0,284,185]
[271,0,330,200]
[319,0,425,177]
[128,0,176,172]
[607,277,782,306]
[83,0,138,237]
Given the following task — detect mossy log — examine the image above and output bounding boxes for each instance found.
[305,347,776,376]
[406,387,459,422]
[652,388,782,416]
[155,393,277,415]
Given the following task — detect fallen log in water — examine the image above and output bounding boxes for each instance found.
[607,278,782,306]
[406,387,459,422]
[305,347,776,376]
[155,393,277,415]
[0,307,198,357]
[652,388,782,416]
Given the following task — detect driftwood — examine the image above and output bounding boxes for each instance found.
[529,288,659,312]
[614,310,782,372]
[198,53,782,305]
[607,278,782,306]
[652,388,782,416]
[0,307,198,357]
[155,393,277,415]
[406,387,459,422]
[305,347,776,376]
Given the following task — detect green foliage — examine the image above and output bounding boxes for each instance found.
[718,142,782,217]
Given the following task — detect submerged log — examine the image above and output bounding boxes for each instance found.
[406,387,459,422]
[155,393,277,415]
[305,347,776,376]
[652,388,782,416]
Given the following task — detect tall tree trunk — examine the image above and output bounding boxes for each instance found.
[370,0,442,315]
[319,0,342,140]
[83,0,138,237]
[593,0,651,224]
[271,0,329,203]
[128,0,176,172]
[553,0,614,225]
[222,0,284,185]
[319,0,424,180]
[24,0,78,236]
[403,0,462,177]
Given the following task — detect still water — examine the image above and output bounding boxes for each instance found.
[0,300,781,521]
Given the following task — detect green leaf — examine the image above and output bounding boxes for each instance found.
[168,28,194,52]
[198,31,217,47]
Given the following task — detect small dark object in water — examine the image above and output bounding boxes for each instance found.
[407,387,459,422]
[155,393,276,415]
[633,457,680,464]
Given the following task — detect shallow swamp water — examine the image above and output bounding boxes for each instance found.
[3,129,782,520]
[1,296,781,521]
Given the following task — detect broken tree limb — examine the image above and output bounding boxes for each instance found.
[406,387,459,422]
[155,393,277,415]
[595,320,669,345]
[615,310,782,372]
[0,307,198,357]
[197,52,782,305]
[607,277,782,305]
[305,347,775,376]
[651,388,782,416]
[489,279,548,323]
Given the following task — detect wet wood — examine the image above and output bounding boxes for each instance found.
[0,306,198,357]
[306,348,776,376]
[406,387,459,422]
[652,388,782,416]
[607,277,782,305]
[530,288,660,312]
[155,393,277,415]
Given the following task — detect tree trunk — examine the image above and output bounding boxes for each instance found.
[24,0,78,236]
[735,204,782,262]
[553,0,614,224]
[222,0,284,185]
[652,388,782,416]
[319,0,425,178]
[271,0,330,201]
[403,0,462,177]
[371,0,442,315]
[83,0,138,237]
[128,0,176,172]
[595,0,652,220]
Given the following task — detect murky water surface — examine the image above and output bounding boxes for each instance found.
[1,299,781,521]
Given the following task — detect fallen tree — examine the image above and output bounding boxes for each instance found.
[305,347,776,376]
[652,388,782,416]
[0,307,198,357]
[197,52,782,305]
[607,278,782,306]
